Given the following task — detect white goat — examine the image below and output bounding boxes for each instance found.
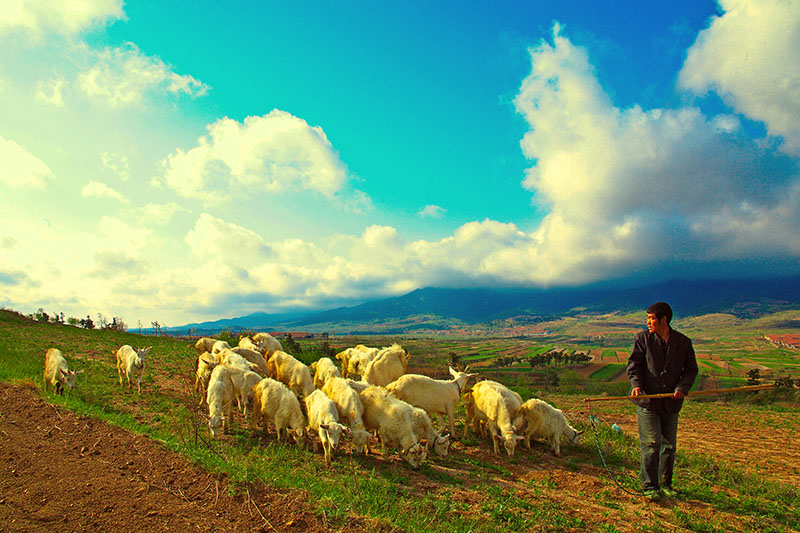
[267,350,314,399]
[194,337,217,355]
[321,376,371,454]
[250,377,305,445]
[251,332,283,357]
[359,385,427,468]
[344,378,370,393]
[115,345,150,393]
[516,398,584,457]
[464,380,524,457]
[311,357,341,389]
[336,345,379,378]
[409,406,450,457]
[206,364,235,438]
[362,344,410,387]
[43,348,82,394]
[305,389,350,466]
[195,351,219,406]
[386,366,477,436]
[219,348,260,373]
[231,346,268,374]
[211,340,232,360]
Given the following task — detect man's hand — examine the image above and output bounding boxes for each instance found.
[673,389,686,399]
[631,387,642,396]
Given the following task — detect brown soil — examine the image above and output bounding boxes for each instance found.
[0,382,388,532]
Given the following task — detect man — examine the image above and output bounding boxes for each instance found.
[627,301,698,500]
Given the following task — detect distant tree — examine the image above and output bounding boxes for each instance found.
[109,316,127,332]
[283,333,302,355]
[80,315,95,329]
[34,308,49,323]
[97,313,109,329]
[151,321,163,335]
[66,316,80,326]
[543,369,560,391]
[746,368,761,386]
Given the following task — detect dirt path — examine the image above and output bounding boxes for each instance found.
[0,382,386,532]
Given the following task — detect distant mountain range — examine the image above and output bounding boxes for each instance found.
[162,276,800,335]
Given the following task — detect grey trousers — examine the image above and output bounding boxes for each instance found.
[637,406,679,491]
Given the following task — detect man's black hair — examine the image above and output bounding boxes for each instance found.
[647,301,673,324]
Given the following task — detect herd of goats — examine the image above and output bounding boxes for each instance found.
[41,332,584,468]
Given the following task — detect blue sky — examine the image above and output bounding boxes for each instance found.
[1,0,798,326]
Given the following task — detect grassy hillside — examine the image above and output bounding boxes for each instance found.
[1,309,799,531]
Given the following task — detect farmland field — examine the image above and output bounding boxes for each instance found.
[1,309,799,532]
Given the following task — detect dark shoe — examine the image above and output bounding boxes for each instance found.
[661,487,678,498]
[644,489,662,500]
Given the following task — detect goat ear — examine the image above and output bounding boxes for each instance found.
[464,364,471,373]
[75,370,84,375]
[320,423,330,430]
[576,430,585,435]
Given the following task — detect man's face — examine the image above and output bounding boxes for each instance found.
[647,312,667,334]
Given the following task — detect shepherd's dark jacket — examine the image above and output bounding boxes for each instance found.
[626,328,699,413]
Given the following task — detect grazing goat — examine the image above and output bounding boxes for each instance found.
[231,346,268,374]
[321,376,371,454]
[43,348,82,394]
[115,345,150,393]
[305,389,350,466]
[386,366,477,436]
[359,385,427,468]
[516,398,584,457]
[195,352,219,406]
[250,377,305,445]
[311,357,341,389]
[409,406,450,457]
[267,350,314,399]
[251,332,282,357]
[194,337,217,355]
[464,380,523,457]
[362,344,410,387]
[206,364,235,438]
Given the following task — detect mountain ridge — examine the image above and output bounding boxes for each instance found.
[165,276,800,334]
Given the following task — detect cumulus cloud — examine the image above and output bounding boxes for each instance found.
[81,180,127,202]
[102,151,129,181]
[507,23,800,284]
[0,0,124,37]
[35,77,66,106]
[161,110,359,205]
[418,204,446,219]
[185,213,272,262]
[679,0,800,153]
[76,42,209,107]
[0,137,53,188]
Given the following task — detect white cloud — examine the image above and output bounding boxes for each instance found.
[81,180,127,202]
[35,77,66,106]
[133,202,188,225]
[418,204,446,219]
[0,136,53,188]
[76,42,209,107]
[161,110,359,205]
[101,151,129,181]
[509,23,800,284]
[185,213,272,262]
[0,0,124,37]
[679,0,800,153]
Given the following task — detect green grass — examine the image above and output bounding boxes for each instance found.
[3,309,800,532]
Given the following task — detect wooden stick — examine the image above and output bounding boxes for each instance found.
[583,383,775,403]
